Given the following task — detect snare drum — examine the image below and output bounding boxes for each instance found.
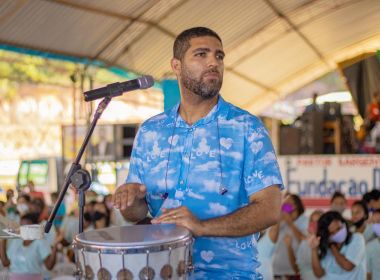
[73,224,193,280]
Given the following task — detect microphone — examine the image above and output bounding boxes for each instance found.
[84,75,154,102]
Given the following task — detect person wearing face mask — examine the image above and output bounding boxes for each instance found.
[257,224,280,280]
[350,200,375,243]
[363,189,380,213]
[309,211,366,279]
[49,192,66,230]
[294,210,323,280]
[330,191,347,216]
[350,200,369,232]
[8,194,32,225]
[92,201,110,229]
[366,209,380,280]
[273,194,308,279]
[0,213,58,280]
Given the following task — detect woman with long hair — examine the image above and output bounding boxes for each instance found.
[309,211,366,279]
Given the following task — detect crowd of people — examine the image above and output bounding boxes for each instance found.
[257,189,380,280]
[0,26,379,280]
[0,181,135,280]
[1,181,380,279]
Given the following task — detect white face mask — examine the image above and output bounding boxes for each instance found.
[329,226,348,243]
[372,223,380,237]
[17,203,29,214]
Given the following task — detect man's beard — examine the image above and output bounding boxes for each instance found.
[181,66,222,99]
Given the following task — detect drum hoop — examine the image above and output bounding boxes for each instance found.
[73,237,193,254]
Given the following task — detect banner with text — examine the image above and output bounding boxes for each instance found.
[277,155,380,207]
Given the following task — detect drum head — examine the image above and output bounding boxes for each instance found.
[74,224,191,248]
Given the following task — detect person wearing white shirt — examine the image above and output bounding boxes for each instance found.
[272,194,308,279]
[295,210,323,280]
[0,213,57,280]
[309,211,366,280]
[366,209,380,280]
[257,224,280,279]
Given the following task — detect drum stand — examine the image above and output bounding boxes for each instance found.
[44,96,112,235]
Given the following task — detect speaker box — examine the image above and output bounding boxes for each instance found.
[279,126,301,155]
[300,111,324,154]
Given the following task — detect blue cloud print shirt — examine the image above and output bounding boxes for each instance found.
[126,96,284,279]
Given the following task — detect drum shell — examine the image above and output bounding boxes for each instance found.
[73,225,193,280]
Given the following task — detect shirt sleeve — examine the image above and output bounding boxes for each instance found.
[126,127,145,184]
[344,233,365,266]
[243,116,284,196]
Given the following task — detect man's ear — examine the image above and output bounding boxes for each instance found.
[171,58,181,76]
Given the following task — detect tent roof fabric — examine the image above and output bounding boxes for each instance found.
[1,0,380,113]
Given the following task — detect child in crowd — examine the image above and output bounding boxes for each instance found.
[366,209,380,280]
[0,213,58,280]
[350,200,374,242]
[330,191,347,216]
[295,210,323,280]
[257,224,280,279]
[272,194,308,279]
[309,211,366,279]
[50,192,66,230]
[92,201,110,229]
[280,209,324,280]
[363,189,380,212]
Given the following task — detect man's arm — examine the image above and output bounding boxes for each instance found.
[113,183,148,222]
[153,185,281,237]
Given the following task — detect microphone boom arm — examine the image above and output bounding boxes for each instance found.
[45,97,112,234]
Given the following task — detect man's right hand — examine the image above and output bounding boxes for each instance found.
[112,183,147,210]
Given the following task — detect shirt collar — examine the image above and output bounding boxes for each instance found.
[165,95,229,128]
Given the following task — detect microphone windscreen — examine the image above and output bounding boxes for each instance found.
[139,75,154,89]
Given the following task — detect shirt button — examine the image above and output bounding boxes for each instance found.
[189,128,194,132]
[179,180,184,185]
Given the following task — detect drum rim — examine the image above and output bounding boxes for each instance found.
[73,237,193,254]
[73,224,192,247]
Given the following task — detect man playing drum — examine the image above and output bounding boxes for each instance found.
[113,27,283,279]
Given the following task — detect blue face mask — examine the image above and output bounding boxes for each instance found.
[329,226,347,243]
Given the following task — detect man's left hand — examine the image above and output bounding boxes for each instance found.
[151,206,204,236]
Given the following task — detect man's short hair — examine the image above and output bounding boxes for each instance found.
[173,27,222,60]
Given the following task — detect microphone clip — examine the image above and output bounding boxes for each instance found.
[160,192,169,200]
[219,186,228,195]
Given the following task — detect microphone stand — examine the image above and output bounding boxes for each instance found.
[45,97,112,234]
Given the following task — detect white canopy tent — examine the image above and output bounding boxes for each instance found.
[1,0,380,114]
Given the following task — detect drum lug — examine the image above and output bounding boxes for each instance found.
[73,268,82,279]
